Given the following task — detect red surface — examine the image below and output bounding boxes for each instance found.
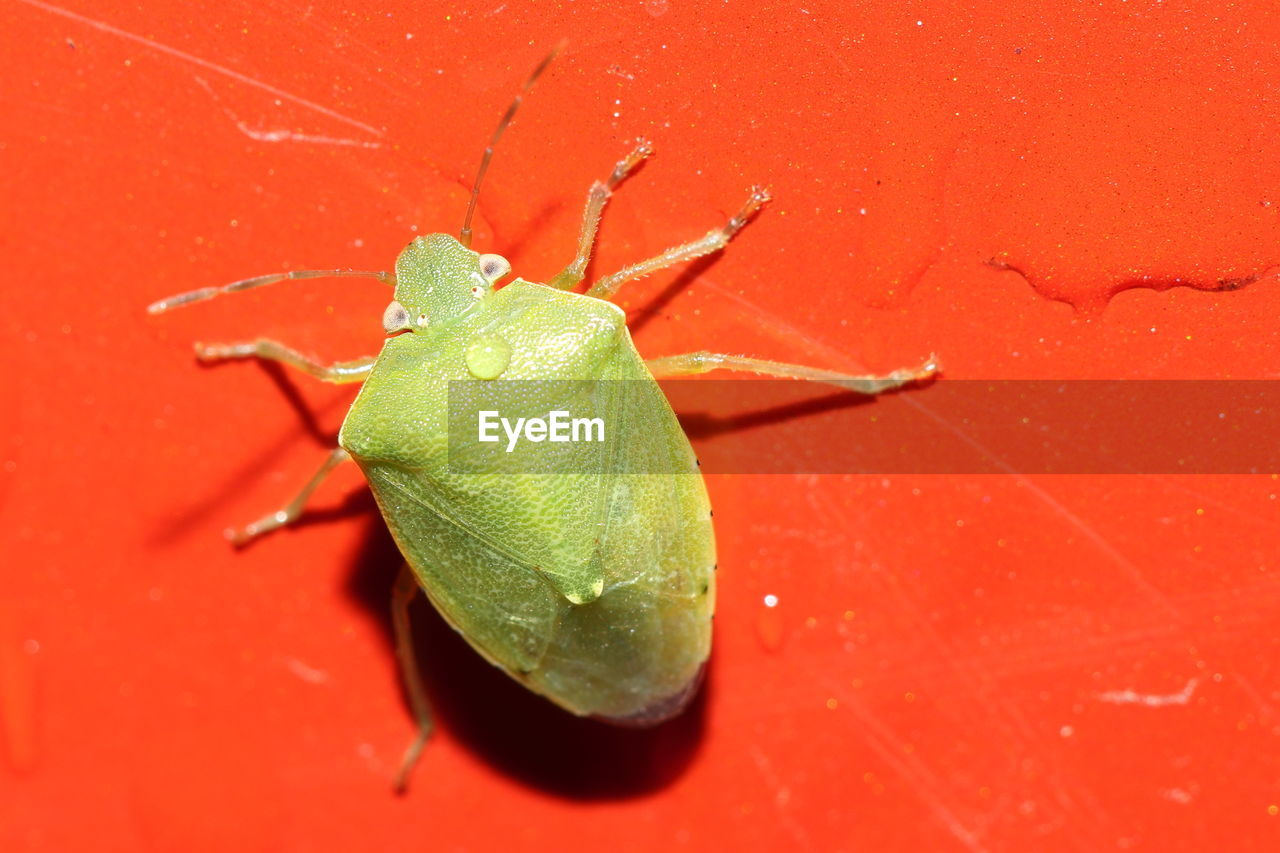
[5,1,1280,850]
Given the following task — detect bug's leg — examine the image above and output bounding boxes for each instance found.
[645,351,939,394]
[547,139,654,291]
[147,269,393,314]
[194,339,375,384]
[391,562,434,794]
[586,187,770,301]
[226,447,351,544]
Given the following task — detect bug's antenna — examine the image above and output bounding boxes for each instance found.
[147,269,393,314]
[459,41,566,249]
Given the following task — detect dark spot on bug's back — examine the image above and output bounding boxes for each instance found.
[700,582,709,595]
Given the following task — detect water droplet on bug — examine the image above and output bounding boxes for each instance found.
[465,335,512,379]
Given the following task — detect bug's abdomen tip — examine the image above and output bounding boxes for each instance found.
[591,663,707,728]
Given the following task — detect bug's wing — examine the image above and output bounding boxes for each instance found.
[417,361,637,605]
[365,464,564,672]
[343,281,629,608]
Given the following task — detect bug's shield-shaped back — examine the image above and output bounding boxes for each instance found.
[341,277,713,708]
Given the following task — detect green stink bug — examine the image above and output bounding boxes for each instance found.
[149,49,936,791]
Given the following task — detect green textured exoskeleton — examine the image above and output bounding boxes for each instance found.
[346,233,715,725]
[148,49,936,792]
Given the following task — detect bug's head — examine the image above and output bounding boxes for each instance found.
[382,233,512,334]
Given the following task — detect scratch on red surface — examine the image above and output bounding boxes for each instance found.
[697,280,884,371]
[955,622,1183,684]
[1230,674,1279,726]
[793,572,1007,849]
[14,0,383,137]
[999,476,1182,621]
[838,691,990,853]
[279,656,332,686]
[746,744,812,849]
[900,395,1184,621]
[867,565,1114,849]
[1097,678,1199,708]
[1161,785,1197,805]
[192,77,383,149]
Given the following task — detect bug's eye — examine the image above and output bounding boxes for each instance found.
[470,284,486,299]
[381,300,409,334]
[416,312,429,327]
[478,253,511,284]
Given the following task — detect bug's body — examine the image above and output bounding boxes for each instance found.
[341,234,714,721]
[149,50,935,791]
